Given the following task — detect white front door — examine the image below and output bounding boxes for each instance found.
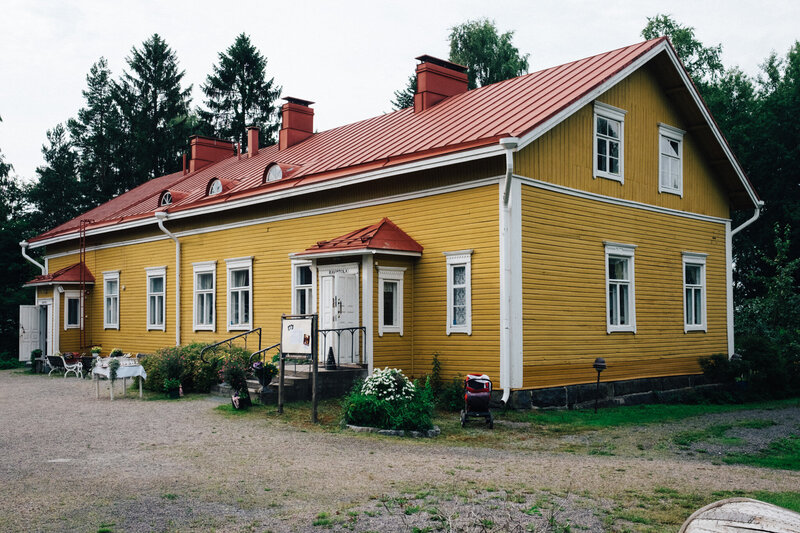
[18,305,40,362]
[318,263,360,364]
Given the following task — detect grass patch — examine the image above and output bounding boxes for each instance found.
[504,399,798,434]
[724,436,800,470]
[713,490,800,512]
[674,419,777,447]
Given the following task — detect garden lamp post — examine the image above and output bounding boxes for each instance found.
[593,357,607,414]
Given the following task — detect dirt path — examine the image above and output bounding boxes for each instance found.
[1,370,797,532]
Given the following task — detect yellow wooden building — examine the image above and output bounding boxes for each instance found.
[20,38,761,404]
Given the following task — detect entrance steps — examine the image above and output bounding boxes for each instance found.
[211,365,367,403]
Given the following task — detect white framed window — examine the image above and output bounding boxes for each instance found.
[683,252,707,332]
[103,271,120,330]
[193,261,216,331]
[594,102,626,182]
[378,266,405,336]
[605,242,636,333]
[659,123,685,196]
[445,250,473,335]
[64,290,81,330]
[291,260,315,315]
[208,178,223,196]
[226,257,252,331]
[145,266,166,331]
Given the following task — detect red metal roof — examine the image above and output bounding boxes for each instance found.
[24,262,95,286]
[296,218,423,256]
[32,38,672,244]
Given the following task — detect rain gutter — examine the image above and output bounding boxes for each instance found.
[155,212,181,346]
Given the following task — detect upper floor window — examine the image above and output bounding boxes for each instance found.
[193,261,216,331]
[594,102,626,182]
[683,252,707,332]
[378,266,405,336]
[103,271,120,330]
[264,163,283,182]
[208,178,223,196]
[659,124,685,196]
[291,260,315,315]
[605,242,636,333]
[226,257,252,331]
[160,191,173,206]
[445,250,473,335]
[146,266,166,331]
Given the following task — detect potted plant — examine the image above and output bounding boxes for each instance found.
[108,357,120,384]
[163,378,181,399]
[109,348,123,358]
[222,359,251,409]
[252,360,278,387]
[30,349,42,373]
[90,346,102,356]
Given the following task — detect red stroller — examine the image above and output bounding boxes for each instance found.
[460,374,494,429]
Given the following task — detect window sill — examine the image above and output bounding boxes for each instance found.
[659,187,683,197]
[379,327,403,336]
[65,325,80,330]
[607,326,636,334]
[146,326,166,331]
[594,172,624,183]
[227,325,252,332]
[104,326,119,330]
[684,325,707,333]
[193,325,216,332]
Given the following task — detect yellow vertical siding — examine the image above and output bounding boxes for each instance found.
[47,183,501,380]
[372,256,414,373]
[520,184,728,389]
[515,66,730,220]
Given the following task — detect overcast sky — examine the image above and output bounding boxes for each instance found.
[1,0,797,181]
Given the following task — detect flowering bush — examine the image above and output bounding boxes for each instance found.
[343,369,434,432]
[140,343,250,394]
[361,367,415,401]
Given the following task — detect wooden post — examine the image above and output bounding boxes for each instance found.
[278,349,285,415]
[311,314,318,424]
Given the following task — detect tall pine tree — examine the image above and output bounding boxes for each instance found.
[26,124,83,232]
[115,34,191,188]
[200,33,281,149]
[68,57,124,202]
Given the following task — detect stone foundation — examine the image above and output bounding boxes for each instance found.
[498,374,717,410]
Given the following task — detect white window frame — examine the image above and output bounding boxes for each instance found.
[593,101,626,183]
[103,270,120,330]
[658,123,685,197]
[226,257,253,331]
[193,261,216,332]
[377,266,405,336]
[444,250,473,335]
[64,290,82,330]
[291,259,316,315]
[683,252,708,332]
[604,242,636,333]
[145,266,166,331]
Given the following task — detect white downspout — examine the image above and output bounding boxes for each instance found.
[731,201,764,237]
[499,137,519,405]
[155,212,181,346]
[20,241,45,274]
[726,200,764,356]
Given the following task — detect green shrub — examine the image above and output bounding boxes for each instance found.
[342,370,434,432]
[140,343,250,394]
[0,351,24,370]
[700,353,750,384]
[438,376,464,412]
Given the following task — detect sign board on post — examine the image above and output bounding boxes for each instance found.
[280,317,313,356]
[279,314,318,422]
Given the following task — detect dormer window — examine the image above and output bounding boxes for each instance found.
[207,178,223,196]
[264,163,283,182]
[159,191,173,206]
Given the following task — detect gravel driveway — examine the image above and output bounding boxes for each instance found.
[1,370,798,532]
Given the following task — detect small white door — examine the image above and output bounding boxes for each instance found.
[18,305,40,362]
[318,264,360,364]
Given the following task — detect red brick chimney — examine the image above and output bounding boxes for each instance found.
[414,55,468,113]
[279,97,314,150]
[247,126,260,158]
[189,136,234,172]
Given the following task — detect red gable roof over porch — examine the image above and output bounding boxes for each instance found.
[24,262,95,287]
[296,218,423,257]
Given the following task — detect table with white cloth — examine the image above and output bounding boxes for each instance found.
[92,363,147,400]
